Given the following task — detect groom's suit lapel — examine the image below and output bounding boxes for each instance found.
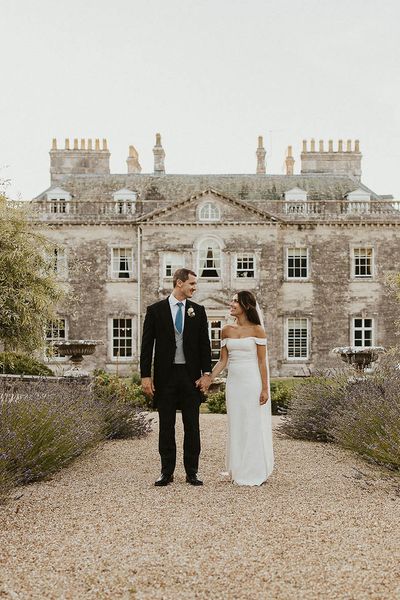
[183,300,194,342]
[161,298,175,341]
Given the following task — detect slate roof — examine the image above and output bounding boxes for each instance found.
[33,173,382,213]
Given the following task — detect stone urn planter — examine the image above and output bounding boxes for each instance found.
[331,346,386,373]
[52,340,103,377]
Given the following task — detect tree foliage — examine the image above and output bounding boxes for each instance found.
[0,193,62,352]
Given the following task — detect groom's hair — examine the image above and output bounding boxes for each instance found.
[173,268,197,288]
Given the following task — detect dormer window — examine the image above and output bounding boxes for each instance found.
[345,188,371,214]
[113,189,137,215]
[283,187,308,214]
[46,187,71,214]
[199,202,220,222]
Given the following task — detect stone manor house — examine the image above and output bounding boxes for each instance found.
[32,134,400,377]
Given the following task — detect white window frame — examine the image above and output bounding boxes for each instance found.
[113,189,137,215]
[110,317,134,361]
[49,199,68,214]
[52,247,68,279]
[163,253,185,278]
[198,238,222,279]
[46,188,71,214]
[286,317,309,360]
[208,319,223,367]
[235,253,255,278]
[111,247,134,279]
[45,318,68,361]
[286,247,309,280]
[198,202,221,222]
[352,247,374,279]
[352,317,374,347]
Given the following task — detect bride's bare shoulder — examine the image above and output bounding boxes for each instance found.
[253,324,266,339]
[222,324,237,339]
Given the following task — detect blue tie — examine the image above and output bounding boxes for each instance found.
[175,302,183,334]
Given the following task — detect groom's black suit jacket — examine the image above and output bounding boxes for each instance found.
[140,298,212,407]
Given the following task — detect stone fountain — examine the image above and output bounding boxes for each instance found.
[331,346,386,373]
[53,340,103,377]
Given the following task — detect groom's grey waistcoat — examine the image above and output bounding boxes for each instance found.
[174,328,186,364]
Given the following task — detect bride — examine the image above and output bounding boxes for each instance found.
[210,291,274,486]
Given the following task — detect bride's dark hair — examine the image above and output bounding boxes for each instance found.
[237,291,261,325]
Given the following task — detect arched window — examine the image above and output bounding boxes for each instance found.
[199,202,220,221]
[198,239,221,278]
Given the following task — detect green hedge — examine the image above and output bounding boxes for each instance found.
[0,352,53,376]
[207,379,298,415]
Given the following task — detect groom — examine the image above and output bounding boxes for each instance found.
[140,268,212,486]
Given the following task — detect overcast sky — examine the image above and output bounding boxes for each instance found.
[1,0,400,200]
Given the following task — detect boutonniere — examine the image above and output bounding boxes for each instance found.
[187,307,195,318]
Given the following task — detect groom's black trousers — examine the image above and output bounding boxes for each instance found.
[157,364,201,477]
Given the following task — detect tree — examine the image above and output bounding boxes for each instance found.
[0,191,62,352]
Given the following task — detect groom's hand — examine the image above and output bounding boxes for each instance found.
[196,374,212,393]
[141,377,155,398]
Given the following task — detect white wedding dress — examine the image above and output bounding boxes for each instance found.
[222,337,274,486]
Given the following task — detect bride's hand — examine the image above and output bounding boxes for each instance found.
[259,390,269,405]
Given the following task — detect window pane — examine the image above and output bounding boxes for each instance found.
[287,248,308,278]
[236,254,255,278]
[287,318,308,358]
[46,319,67,358]
[208,320,222,367]
[199,241,221,278]
[164,253,184,277]
[354,248,372,277]
[112,248,133,278]
[353,317,373,346]
[112,318,133,358]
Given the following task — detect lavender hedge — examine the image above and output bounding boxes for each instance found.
[0,376,152,502]
[280,351,400,470]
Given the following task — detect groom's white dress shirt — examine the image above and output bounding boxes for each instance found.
[169,294,186,331]
[169,294,186,364]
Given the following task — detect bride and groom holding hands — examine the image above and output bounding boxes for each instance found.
[140,268,274,487]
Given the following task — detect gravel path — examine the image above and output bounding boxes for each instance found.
[1,414,399,600]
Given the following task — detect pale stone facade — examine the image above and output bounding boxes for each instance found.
[32,135,400,376]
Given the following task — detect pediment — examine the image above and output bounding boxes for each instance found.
[46,186,71,201]
[345,187,371,201]
[284,187,307,201]
[113,188,137,201]
[139,188,283,224]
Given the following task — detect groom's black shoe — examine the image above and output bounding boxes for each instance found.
[186,474,203,486]
[155,474,174,486]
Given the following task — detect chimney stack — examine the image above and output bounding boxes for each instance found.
[153,133,165,174]
[256,136,266,174]
[127,145,142,173]
[285,146,295,175]
[300,138,362,180]
[49,137,110,184]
